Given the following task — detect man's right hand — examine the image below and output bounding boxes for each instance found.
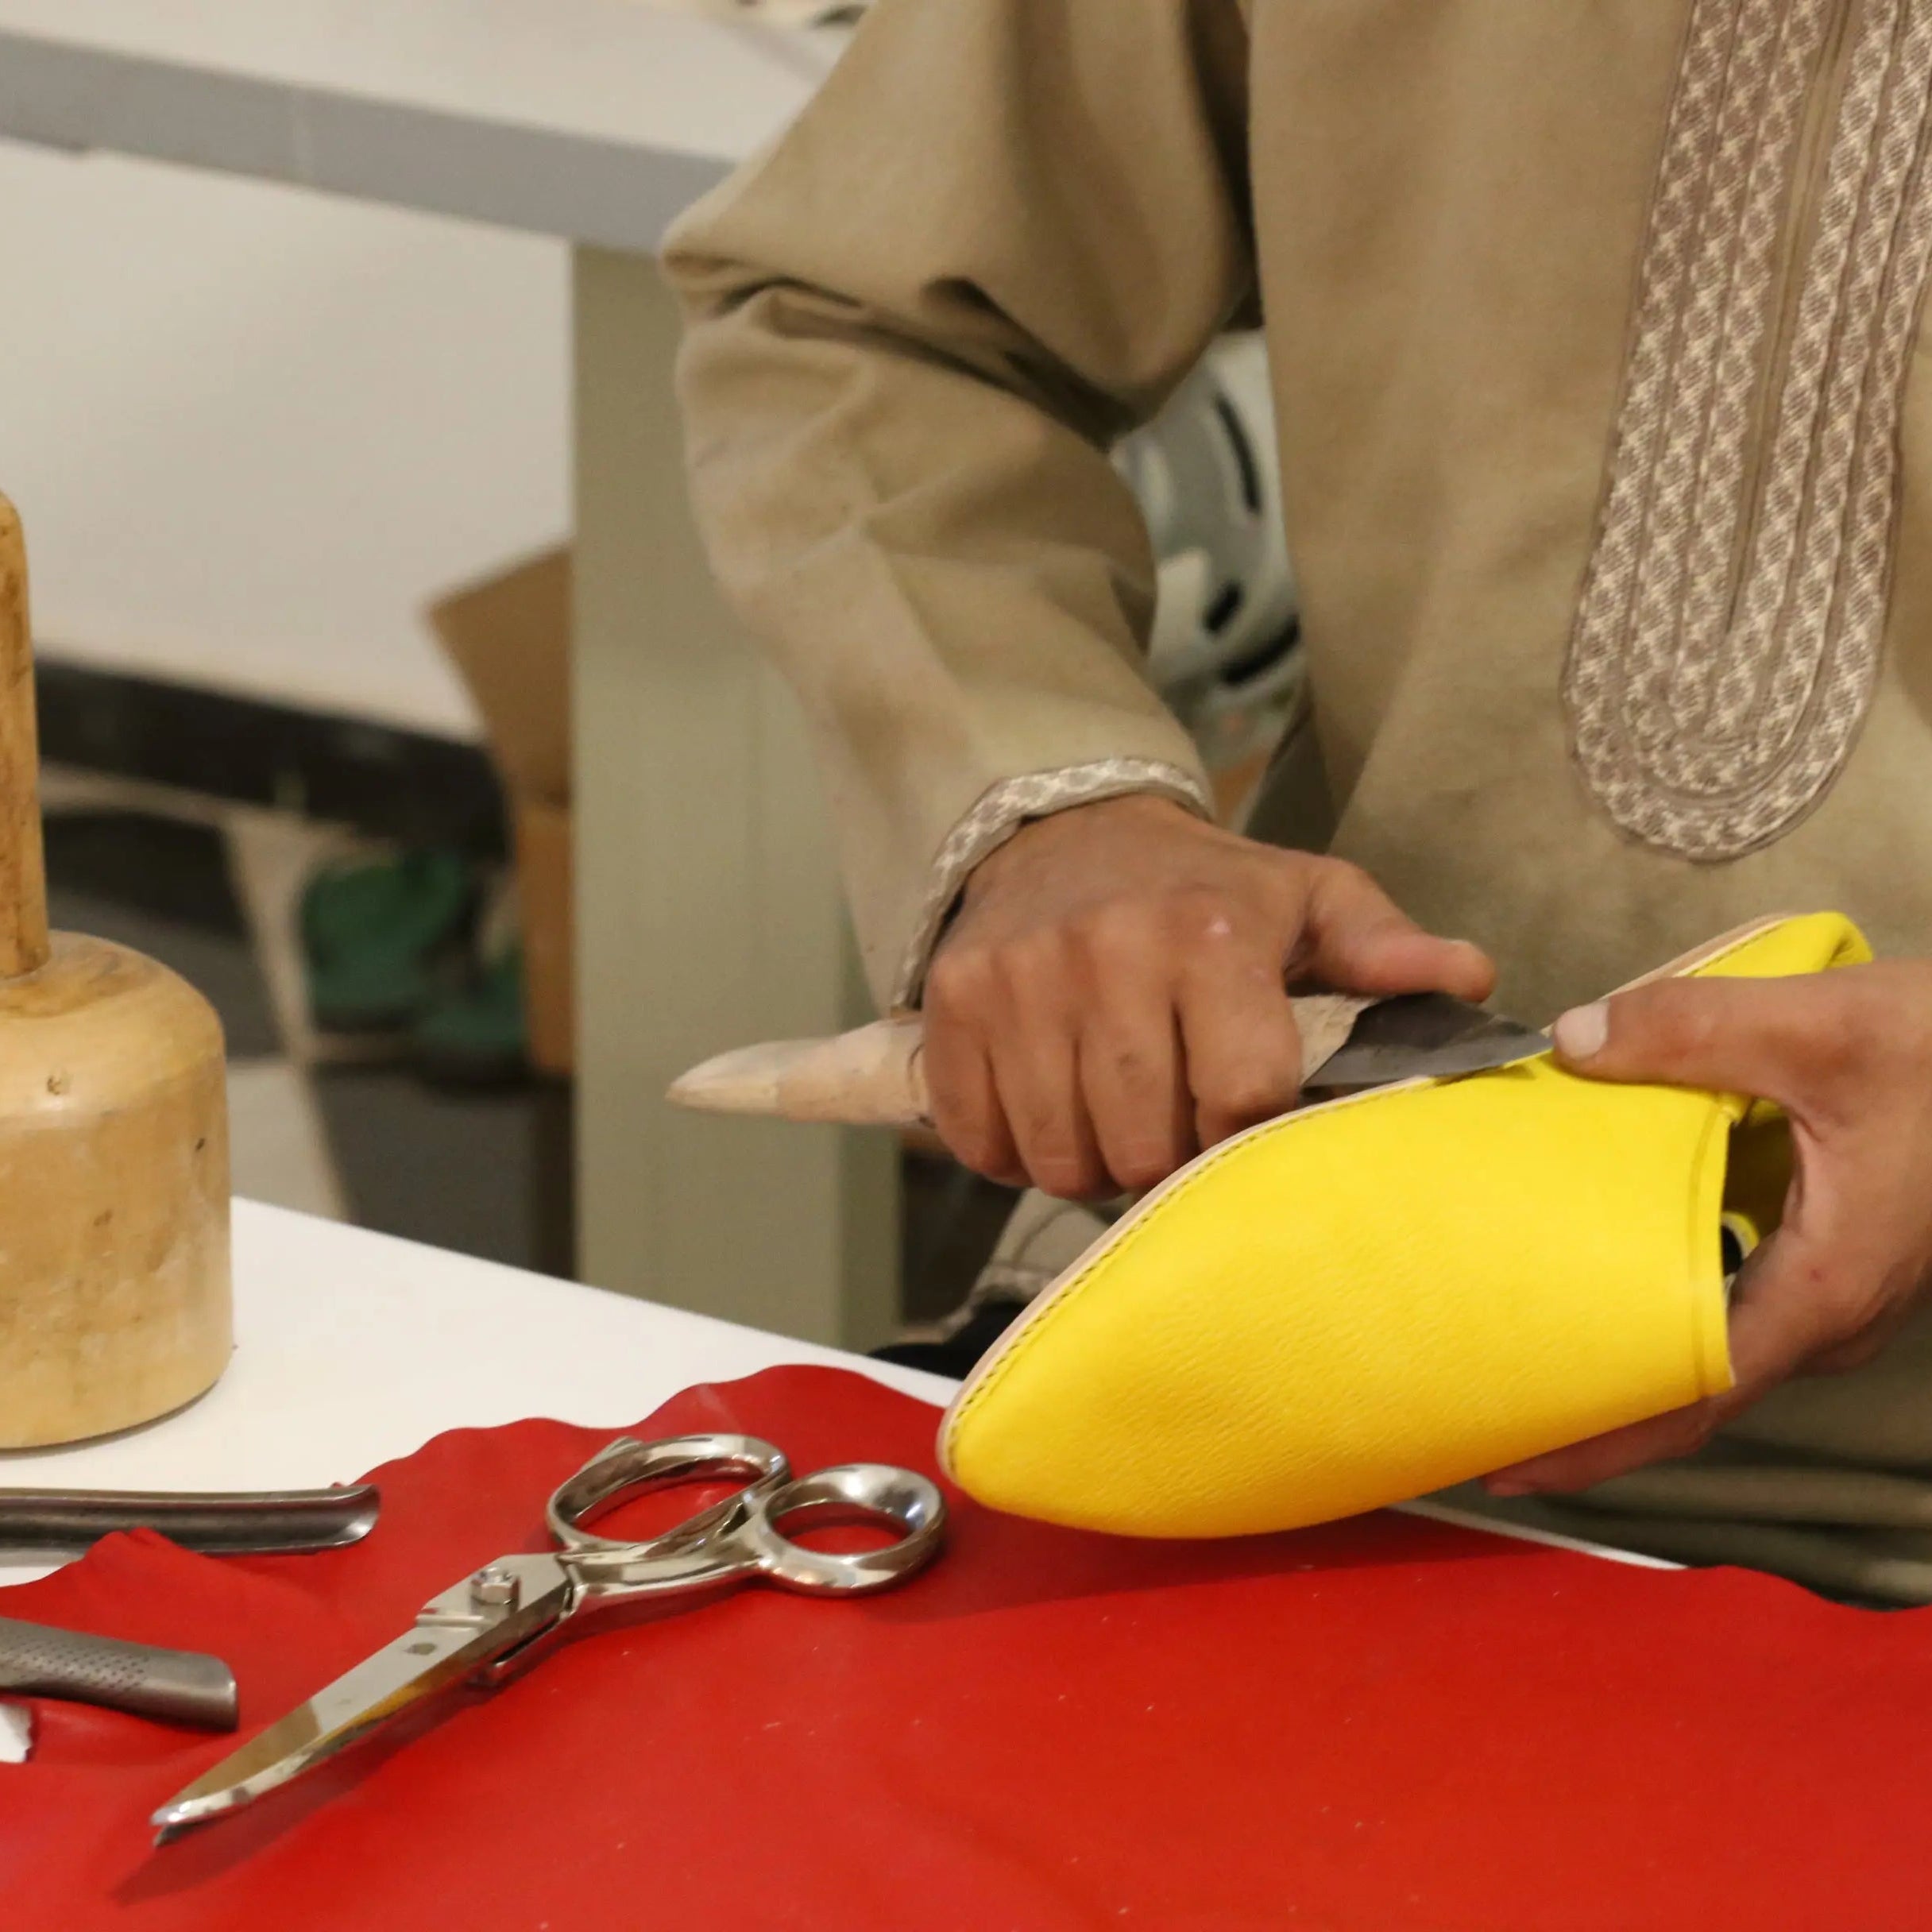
[921,794,1494,1200]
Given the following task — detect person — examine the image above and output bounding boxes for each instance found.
[661,0,1932,1602]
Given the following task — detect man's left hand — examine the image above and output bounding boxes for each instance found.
[1486,960,1932,1497]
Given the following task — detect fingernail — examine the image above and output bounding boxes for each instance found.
[1553,1000,1609,1061]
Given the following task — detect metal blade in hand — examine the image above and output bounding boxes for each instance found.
[150,1551,571,1844]
[1311,991,1547,1091]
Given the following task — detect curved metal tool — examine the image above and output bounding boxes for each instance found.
[0,1485,381,1558]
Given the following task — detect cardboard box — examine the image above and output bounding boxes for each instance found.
[428,546,574,1075]
[429,547,570,805]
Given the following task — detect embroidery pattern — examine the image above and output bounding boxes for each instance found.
[1564,0,1932,858]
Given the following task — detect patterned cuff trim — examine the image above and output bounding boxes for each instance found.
[889,758,1211,1010]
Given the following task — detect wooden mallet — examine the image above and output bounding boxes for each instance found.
[0,495,231,1447]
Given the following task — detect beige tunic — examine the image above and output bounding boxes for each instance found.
[664,0,1932,1600]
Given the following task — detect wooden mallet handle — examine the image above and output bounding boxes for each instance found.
[0,497,49,982]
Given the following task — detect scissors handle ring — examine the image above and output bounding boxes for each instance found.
[545,1433,947,1598]
[546,1433,790,1555]
[740,1463,947,1595]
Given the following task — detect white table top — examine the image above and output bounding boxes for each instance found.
[0,1198,953,1588]
[0,1,843,249]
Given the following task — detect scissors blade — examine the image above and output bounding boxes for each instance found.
[1309,991,1548,1090]
[150,1551,571,1844]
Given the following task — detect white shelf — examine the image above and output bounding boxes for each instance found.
[0,0,837,249]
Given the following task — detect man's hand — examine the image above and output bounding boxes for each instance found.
[1487,960,1932,1497]
[921,794,1493,1199]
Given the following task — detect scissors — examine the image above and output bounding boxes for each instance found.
[151,1432,946,1842]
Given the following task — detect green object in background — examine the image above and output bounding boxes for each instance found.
[412,947,530,1088]
[301,849,477,1033]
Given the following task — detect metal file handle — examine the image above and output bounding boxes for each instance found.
[0,1614,238,1729]
[0,1484,380,1557]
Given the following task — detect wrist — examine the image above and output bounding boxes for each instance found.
[964,793,1203,904]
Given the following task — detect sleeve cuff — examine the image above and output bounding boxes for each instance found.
[889,758,1212,1010]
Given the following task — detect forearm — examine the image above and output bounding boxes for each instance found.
[663,0,1252,1007]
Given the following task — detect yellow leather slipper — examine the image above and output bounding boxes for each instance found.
[937,912,1871,1538]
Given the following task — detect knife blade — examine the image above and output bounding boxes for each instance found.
[1306,991,1547,1091]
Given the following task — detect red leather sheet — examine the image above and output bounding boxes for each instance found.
[2,1364,1926,1930]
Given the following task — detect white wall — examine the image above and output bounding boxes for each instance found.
[0,133,571,737]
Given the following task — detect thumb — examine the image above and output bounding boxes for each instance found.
[1298,864,1496,1001]
[1550,975,1833,1112]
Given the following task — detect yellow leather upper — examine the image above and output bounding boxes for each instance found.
[938,914,1870,1538]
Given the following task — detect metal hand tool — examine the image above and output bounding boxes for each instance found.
[0,1486,379,1730]
[0,1484,381,1559]
[0,1615,238,1729]
[153,1432,945,1842]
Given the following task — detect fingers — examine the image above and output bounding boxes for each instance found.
[1485,1223,1883,1496]
[1482,1398,1734,1498]
[1175,929,1307,1147]
[927,902,1284,1196]
[1298,862,1496,1003]
[922,950,1025,1186]
[926,927,1148,1202]
[990,1003,1108,1200]
[1502,961,1932,1494]
[919,803,1490,1196]
[1079,994,1195,1194]
[1551,972,1880,1119]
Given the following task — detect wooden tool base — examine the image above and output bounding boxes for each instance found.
[0,933,230,1447]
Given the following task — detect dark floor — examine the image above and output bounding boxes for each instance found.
[312,1068,577,1276]
[902,1152,1018,1325]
